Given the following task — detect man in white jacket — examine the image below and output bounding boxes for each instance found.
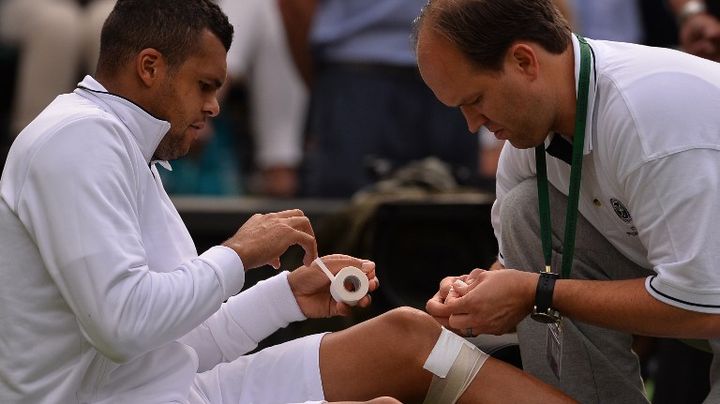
[0,0,574,403]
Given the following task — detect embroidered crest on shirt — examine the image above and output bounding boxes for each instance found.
[610,198,632,222]
[610,198,638,236]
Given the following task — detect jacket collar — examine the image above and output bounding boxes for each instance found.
[74,75,172,166]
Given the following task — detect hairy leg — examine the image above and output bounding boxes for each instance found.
[320,307,574,403]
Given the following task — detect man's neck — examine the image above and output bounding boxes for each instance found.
[552,45,580,139]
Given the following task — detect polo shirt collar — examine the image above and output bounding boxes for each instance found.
[74,75,172,166]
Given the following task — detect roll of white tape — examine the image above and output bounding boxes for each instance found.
[330,266,370,306]
[314,258,369,306]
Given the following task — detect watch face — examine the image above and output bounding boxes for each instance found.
[531,309,561,324]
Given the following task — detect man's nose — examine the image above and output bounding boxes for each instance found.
[205,96,220,118]
[459,105,488,134]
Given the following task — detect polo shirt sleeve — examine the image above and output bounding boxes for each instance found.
[623,149,720,313]
[178,271,306,372]
[15,118,244,363]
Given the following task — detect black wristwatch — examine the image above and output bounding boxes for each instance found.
[531,271,561,324]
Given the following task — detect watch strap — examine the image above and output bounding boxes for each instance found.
[531,272,560,323]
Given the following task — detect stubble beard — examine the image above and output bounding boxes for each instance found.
[153,128,189,161]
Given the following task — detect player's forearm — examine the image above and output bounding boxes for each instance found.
[552,277,720,339]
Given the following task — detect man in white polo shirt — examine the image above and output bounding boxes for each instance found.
[0,0,578,403]
[415,0,720,403]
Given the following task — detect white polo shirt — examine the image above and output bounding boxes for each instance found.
[492,36,720,313]
[0,76,306,403]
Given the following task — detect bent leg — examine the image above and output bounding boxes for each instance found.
[320,307,573,403]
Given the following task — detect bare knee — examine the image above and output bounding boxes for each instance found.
[377,307,443,354]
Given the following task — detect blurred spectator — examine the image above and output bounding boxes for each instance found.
[218,0,308,198]
[280,0,485,198]
[669,0,720,61]
[0,0,115,137]
[569,0,645,43]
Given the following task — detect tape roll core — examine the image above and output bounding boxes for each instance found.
[314,258,370,306]
[330,266,369,306]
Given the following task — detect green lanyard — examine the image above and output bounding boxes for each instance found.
[535,35,592,279]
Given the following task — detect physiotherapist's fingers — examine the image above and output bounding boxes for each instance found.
[447,312,474,331]
[466,268,487,283]
[437,275,460,298]
[431,314,451,329]
[426,273,468,315]
[447,287,471,310]
[427,281,453,313]
[451,279,469,296]
[426,294,455,318]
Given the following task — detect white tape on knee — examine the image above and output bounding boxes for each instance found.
[422,327,489,404]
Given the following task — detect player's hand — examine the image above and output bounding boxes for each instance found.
[222,209,317,270]
[288,254,379,318]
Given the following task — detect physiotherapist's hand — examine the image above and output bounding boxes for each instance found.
[426,269,483,331]
[222,209,318,270]
[426,273,467,328]
[429,269,538,336]
[288,254,378,318]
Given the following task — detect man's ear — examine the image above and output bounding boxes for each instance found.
[136,48,164,87]
[507,43,539,81]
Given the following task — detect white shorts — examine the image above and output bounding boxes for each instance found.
[187,333,327,404]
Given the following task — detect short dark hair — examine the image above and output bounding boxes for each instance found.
[97,0,233,75]
[413,0,571,71]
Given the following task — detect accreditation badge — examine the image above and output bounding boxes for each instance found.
[546,321,563,379]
